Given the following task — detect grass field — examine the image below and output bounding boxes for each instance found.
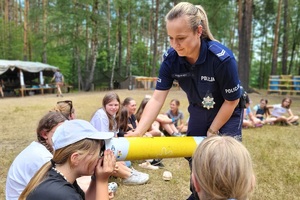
[0,88,299,200]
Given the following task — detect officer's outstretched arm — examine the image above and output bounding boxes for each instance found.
[126,90,169,137]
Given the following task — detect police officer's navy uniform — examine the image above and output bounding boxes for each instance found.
[156,38,243,141]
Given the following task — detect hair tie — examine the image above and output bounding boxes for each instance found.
[50,159,56,167]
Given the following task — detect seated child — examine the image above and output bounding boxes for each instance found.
[192,136,256,200]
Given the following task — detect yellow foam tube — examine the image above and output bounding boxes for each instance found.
[105,137,205,161]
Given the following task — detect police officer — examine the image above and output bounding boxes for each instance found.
[126,2,243,200]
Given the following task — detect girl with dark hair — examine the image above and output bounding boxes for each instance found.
[253,99,271,122]
[6,112,66,200]
[122,97,138,134]
[242,95,264,128]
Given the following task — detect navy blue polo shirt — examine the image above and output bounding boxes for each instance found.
[156,39,242,139]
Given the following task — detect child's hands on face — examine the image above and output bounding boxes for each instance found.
[95,150,116,181]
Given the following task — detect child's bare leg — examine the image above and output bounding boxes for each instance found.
[57,84,62,95]
[148,121,163,136]
[112,161,131,179]
[161,123,174,135]
[170,124,179,133]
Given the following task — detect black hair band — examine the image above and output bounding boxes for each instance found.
[50,159,56,167]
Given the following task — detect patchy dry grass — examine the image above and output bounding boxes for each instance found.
[0,89,299,200]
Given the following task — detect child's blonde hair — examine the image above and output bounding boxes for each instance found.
[54,100,74,119]
[192,136,255,200]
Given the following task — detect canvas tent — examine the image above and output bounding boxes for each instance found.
[0,60,58,96]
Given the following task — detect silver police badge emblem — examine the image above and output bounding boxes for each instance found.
[202,95,215,110]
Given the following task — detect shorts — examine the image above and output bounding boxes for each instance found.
[56,82,63,87]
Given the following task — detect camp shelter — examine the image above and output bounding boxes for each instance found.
[0,59,58,96]
[93,70,128,90]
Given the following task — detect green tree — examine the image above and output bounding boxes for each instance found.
[252,0,276,88]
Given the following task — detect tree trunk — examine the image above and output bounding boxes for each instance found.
[13,0,18,25]
[117,4,122,71]
[126,0,132,89]
[288,19,299,74]
[75,41,82,91]
[4,0,8,22]
[238,0,253,91]
[271,0,282,75]
[126,0,131,77]
[84,4,89,79]
[148,0,153,76]
[5,0,15,59]
[107,0,111,69]
[259,10,269,89]
[33,0,40,35]
[73,1,82,91]
[1,0,6,57]
[85,0,99,91]
[281,0,288,75]
[42,0,47,63]
[151,0,159,77]
[110,42,118,90]
[23,0,29,61]
[259,38,263,89]
[19,0,22,24]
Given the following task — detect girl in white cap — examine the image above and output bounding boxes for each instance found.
[19,119,115,200]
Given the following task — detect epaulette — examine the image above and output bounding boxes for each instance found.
[208,44,230,62]
[163,47,175,60]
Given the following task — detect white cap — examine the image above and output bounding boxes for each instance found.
[52,119,114,150]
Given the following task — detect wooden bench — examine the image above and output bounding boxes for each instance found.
[135,77,158,90]
[14,84,73,97]
[62,85,73,93]
[14,87,55,97]
[267,75,300,95]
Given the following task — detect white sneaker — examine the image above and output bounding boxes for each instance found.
[132,168,150,179]
[123,169,149,185]
[173,132,182,136]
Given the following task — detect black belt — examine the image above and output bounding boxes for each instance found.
[190,102,216,109]
[190,101,243,109]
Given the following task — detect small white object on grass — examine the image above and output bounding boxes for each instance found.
[162,171,172,181]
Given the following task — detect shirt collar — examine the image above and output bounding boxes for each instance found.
[178,38,208,66]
